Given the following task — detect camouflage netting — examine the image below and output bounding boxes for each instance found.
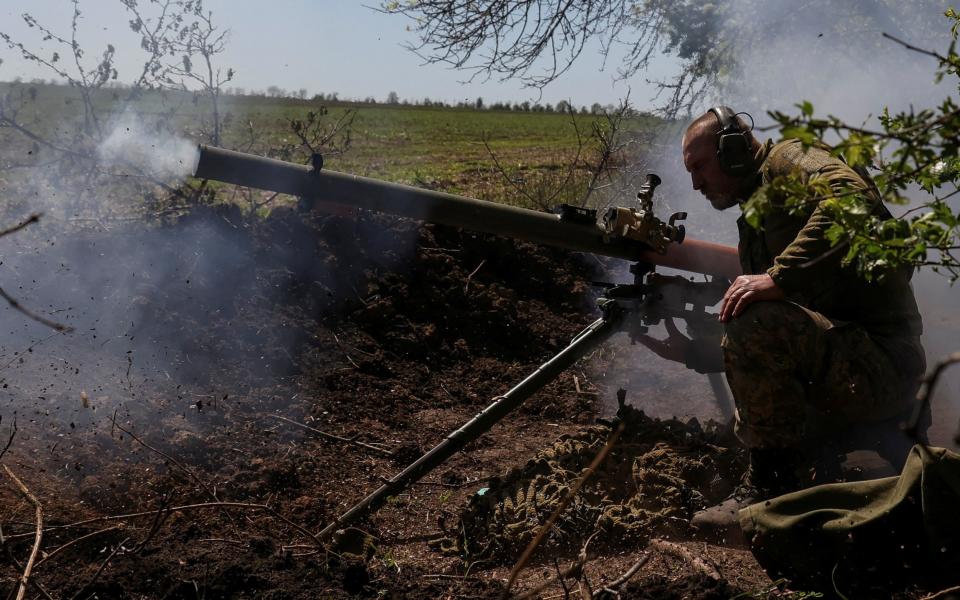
[433,403,746,563]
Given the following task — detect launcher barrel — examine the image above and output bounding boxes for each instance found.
[194,145,741,278]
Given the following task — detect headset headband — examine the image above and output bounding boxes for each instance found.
[708,106,753,177]
[709,106,741,136]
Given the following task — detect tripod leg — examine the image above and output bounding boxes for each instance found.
[317,312,623,541]
[707,371,735,421]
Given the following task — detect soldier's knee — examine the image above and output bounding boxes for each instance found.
[723,301,802,347]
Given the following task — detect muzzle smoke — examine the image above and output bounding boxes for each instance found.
[97,110,201,181]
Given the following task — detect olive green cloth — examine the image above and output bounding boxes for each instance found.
[742,139,924,346]
[739,445,960,591]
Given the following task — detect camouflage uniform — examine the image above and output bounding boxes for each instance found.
[727,139,925,449]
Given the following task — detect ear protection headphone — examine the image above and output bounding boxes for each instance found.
[709,106,754,177]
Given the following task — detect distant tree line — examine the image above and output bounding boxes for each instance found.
[4,76,631,116]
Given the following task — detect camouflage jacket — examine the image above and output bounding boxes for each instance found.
[738,139,924,369]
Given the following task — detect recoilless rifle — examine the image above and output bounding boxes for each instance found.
[192,146,742,542]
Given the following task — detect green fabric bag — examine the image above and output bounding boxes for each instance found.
[740,445,960,593]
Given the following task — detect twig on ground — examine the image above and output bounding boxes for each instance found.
[5,500,323,551]
[198,538,245,546]
[331,332,377,357]
[4,553,55,600]
[648,538,720,580]
[68,536,130,600]
[3,502,270,540]
[109,415,219,500]
[263,506,325,549]
[330,332,370,369]
[404,477,484,489]
[130,492,174,554]
[554,557,572,600]
[513,557,584,600]
[578,575,593,600]
[268,414,394,456]
[593,552,651,598]
[505,423,625,597]
[464,260,485,294]
[34,525,124,568]
[2,465,43,600]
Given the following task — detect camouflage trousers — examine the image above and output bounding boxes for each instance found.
[722,301,924,449]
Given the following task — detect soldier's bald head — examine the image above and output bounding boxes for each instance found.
[682,109,759,210]
[682,112,721,150]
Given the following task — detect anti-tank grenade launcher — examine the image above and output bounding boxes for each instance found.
[192,145,739,541]
[193,146,740,278]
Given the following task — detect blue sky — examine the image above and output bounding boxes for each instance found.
[0,0,679,109]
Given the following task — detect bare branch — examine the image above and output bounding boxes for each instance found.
[903,352,960,443]
[34,525,125,568]
[381,1,643,90]
[2,465,43,600]
[0,287,74,333]
[0,417,17,462]
[68,536,130,600]
[0,214,41,238]
[881,32,949,62]
[505,422,624,595]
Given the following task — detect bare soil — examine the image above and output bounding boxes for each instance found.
[0,206,921,598]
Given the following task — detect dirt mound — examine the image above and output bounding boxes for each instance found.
[434,400,745,563]
[0,205,615,598]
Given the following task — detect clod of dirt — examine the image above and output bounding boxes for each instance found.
[390,441,425,465]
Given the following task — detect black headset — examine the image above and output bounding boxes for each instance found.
[709,106,753,177]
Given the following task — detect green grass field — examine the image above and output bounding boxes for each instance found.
[0,82,660,213]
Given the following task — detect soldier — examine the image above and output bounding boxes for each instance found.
[651,106,926,542]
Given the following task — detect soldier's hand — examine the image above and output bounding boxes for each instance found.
[719,274,785,322]
[636,318,689,363]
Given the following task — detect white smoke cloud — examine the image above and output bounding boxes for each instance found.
[97,109,200,180]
